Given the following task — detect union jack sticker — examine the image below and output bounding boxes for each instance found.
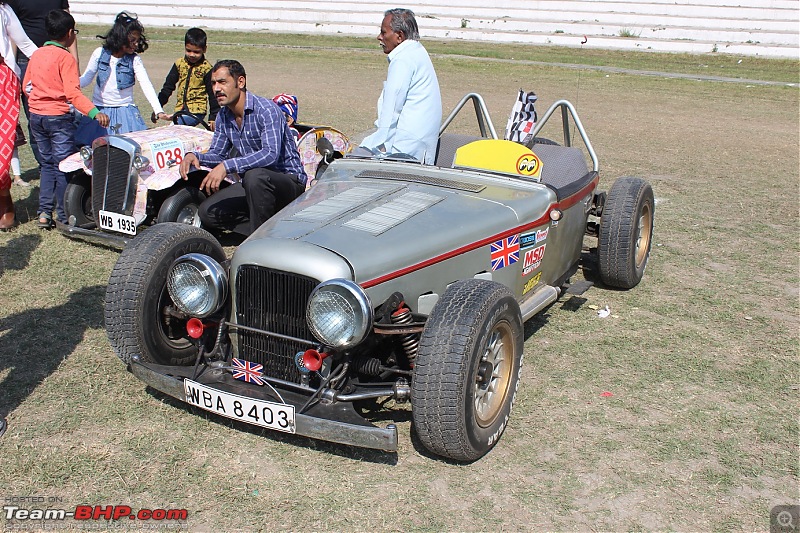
[490,235,520,271]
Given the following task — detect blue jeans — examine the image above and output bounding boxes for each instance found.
[30,113,76,223]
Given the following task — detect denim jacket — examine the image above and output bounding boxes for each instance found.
[96,48,136,91]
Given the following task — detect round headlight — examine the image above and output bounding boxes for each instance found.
[133,154,150,170]
[307,279,372,349]
[167,254,228,318]
[80,146,93,161]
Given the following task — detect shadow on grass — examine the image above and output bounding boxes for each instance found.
[0,233,42,275]
[0,284,106,420]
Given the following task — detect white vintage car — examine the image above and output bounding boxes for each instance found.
[58,120,350,247]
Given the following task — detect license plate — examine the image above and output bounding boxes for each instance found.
[98,210,137,235]
[184,379,296,433]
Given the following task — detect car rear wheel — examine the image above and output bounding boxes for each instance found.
[412,279,524,462]
[105,223,225,366]
[598,176,654,289]
[157,187,206,227]
[64,172,94,226]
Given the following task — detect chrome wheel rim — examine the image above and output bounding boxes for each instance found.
[635,202,652,267]
[177,205,201,227]
[474,321,514,427]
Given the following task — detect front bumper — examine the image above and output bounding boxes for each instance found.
[58,221,131,249]
[128,356,399,452]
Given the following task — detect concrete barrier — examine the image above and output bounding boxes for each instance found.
[69,0,800,58]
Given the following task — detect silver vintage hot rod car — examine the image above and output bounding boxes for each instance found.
[104,94,654,461]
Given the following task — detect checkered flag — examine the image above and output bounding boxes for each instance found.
[504,89,538,143]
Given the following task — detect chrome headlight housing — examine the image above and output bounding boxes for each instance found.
[133,154,149,170]
[80,146,93,161]
[167,254,228,318]
[306,279,372,349]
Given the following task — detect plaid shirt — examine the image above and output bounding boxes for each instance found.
[197,91,306,182]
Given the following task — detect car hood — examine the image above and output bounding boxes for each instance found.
[242,159,556,284]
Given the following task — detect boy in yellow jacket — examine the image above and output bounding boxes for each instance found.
[154,28,219,130]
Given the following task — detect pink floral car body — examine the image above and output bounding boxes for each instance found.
[58,124,350,247]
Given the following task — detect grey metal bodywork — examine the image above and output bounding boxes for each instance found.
[123,97,608,453]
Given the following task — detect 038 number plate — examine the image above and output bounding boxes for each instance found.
[98,210,137,236]
[184,379,296,433]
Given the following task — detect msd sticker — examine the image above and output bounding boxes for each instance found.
[520,227,549,248]
[522,244,546,275]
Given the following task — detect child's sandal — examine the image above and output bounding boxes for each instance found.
[37,213,53,229]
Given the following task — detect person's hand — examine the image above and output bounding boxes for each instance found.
[208,120,215,132]
[179,152,200,180]
[198,163,227,195]
[155,112,169,122]
[95,113,110,128]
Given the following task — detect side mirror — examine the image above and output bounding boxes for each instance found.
[317,137,335,164]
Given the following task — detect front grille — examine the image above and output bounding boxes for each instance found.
[92,144,134,215]
[235,266,318,385]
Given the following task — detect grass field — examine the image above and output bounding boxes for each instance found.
[0,29,798,532]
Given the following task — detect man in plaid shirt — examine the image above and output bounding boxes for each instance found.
[179,59,306,236]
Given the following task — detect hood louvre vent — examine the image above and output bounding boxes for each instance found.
[356,170,485,193]
[343,191,442,235]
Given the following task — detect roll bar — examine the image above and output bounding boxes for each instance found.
[439,93,498,139]
[530,99,599,172]
[438,94,598,172]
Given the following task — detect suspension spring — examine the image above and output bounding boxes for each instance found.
[391,307,420,367]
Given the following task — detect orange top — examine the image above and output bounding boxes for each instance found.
[22,42,99,118]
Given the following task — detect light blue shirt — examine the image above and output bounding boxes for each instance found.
[361,40,442,164]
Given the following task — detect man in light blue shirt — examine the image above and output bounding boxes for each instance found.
[360,8,442,164]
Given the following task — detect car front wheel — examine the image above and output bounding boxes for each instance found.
[157,187,207,227]
[63,172,93,226]
[105,223,225,366]
[412,279,524,462]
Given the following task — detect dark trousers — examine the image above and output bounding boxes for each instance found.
[198,167,305,236]
[30,112,76,223]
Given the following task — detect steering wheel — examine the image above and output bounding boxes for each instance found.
[171,110,211,131]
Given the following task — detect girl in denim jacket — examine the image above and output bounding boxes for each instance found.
[80,11,166,134]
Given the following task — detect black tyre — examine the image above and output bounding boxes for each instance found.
[63,172,93,226]
[412,279,524,462]
[105,223,225,366]
[598,176,654,289]
[157,187,206,227]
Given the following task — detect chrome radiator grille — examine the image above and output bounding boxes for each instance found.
[235,266,318,385]
[91,144,134,216]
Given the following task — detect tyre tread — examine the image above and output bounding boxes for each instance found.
[598,176,654,289]
[105,223,224,365]
[412,279,521,461]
